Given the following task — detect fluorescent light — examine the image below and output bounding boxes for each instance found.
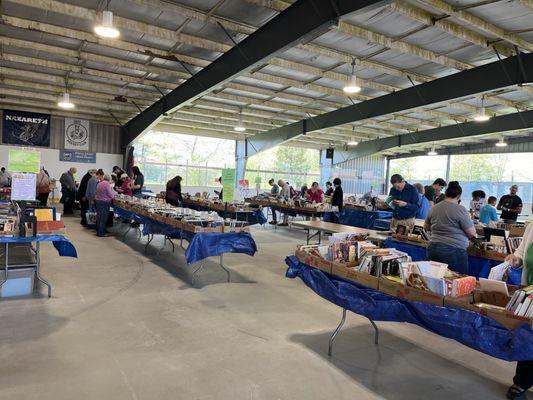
[57,92,74,109]
[427,146,438,156]
[495,137,508,147]
[343,73,361,94]
[347,140,359,146]
[94,10,120,38]
[234,111,246,132]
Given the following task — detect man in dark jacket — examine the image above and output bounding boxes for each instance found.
[77,169,96,226]
[388,174,420,229]
[60,167,77,215]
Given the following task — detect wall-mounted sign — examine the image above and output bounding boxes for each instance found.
[59,150,96,164]
[64,118,90,150]
[2,110,50,147]
[11,173,36,201]
[8,149,41,173]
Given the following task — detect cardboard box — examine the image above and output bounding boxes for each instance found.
[345,268,379,289]
[181,222,223,233]
[378,277,405,298]
[509,225,526,237]
[295,248,332,274]
[330,261,358,279]
[223,226,250,233]
[402,286,445,307]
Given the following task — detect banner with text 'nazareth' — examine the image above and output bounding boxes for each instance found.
[64,118,90,151]
[2,110,50,147]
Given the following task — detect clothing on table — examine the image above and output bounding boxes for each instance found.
[332,186,343,212]
[120,177,133,197]
[424,200,474,250]
[270,184,279,195]
[416,193,430,219]
[325,187,334,196]
[95,200,111,237]
[132,174,144,197]
[498,194,523,221]
[95,180,116,203]
[427,242,469,274]
[388,182,420,221]
[306,188,323,203]
[85,176,99,210]
[469,198,486,219]
[479,204,499,225]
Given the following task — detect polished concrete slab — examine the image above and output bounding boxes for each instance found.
[0,215,518,399]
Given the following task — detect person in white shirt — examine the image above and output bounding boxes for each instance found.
[277,179,290,226]
[469,190,486,220]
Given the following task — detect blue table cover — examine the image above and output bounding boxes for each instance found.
[383,238,523,286]
[0,235,77,258]
[324,209,392,229]
[113,206,257,264]
[286,256,533,361]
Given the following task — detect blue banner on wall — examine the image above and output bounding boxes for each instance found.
[59,150,96,163]
[2,110,51,147]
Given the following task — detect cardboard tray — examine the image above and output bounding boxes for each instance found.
[345,268,379,290]
[181,222,223,233]
[295,248,332,274]
[223,226,250,233]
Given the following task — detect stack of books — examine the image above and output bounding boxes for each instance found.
[506,286,533,317]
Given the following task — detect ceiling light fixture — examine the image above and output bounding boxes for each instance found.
[234,108,246,132]
[495,137,508,147]
[474,96,491,122]
[347,127,358,146]
[427,146,438,156]
[94,10,120,38]
[343,59,361,94]
[57,90,74,109]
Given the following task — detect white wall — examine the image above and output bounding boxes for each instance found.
[0,144,123,181]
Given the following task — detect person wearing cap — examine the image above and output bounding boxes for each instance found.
[388,174,420,229]
[424,178,447,206]
[78,169,97,226]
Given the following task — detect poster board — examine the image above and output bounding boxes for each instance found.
[8,149,41,173]
[65,118,90,150]
[11,173,36,201]
[221,168,236,203]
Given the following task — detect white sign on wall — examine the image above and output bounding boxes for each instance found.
[65,118,90,151]
[11,173,36,201]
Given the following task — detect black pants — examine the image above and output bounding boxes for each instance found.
[270,206,277,222]
[37,192,49,206]
[80,199,89,225]
[62,189,76,214]
[514,361,533,390]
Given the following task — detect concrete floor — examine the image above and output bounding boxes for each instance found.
[0,214,518,399]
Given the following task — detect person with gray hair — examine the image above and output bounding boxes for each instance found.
[78,168,98,226]
[59,167,77,214]
[94,173,116,237]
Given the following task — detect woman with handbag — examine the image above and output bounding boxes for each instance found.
[165,175,183,207]
[36,167,51,206]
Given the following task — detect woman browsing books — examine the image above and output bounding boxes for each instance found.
[505,223,533,400]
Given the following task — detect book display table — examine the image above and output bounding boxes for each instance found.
[0,235,77,297]
[286,256,533,362]
[290,220,388,245]
[113,205,257,284]
[324,209,393,229]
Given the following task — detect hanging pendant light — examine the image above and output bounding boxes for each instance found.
[94,10,120,38]
[343,59,361,94]
[57,91,74,109]
[234,108,246,132]
[347,126,358,146]
[427,146,438,156]
[474,96,490,122]
[495,137,508,147]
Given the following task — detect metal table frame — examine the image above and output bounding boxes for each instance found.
[0,242,52,297]
[328,308,379,356]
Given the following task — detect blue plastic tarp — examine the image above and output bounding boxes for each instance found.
[185,232,257,264]
[0,235,77,257]
[383,238,522,285]
[285,256,533,361]
[325,209,393,229]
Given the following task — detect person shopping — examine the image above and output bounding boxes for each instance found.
[116,174,133,197]
[498,185,523,223]
[424,181,477,274]
[306,182,323,203]
[165,175,183,206]
[77,169,96,226]
[505,222,533,400]
[131,166,144,198]
[268,178,279,225]
[59,167,77,214]
[35,167,51,206]
[95,174,115,237]
[388,174,420,229]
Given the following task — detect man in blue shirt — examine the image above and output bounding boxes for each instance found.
[388,174,421,229]
[479,196,499,225]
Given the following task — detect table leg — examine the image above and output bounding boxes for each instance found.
[191,262,204,286]
[328,308,347,356]
[144,234,153,254]
[219,254,230,283]
[306,229,310,245]
[122,224,132,241]
[0,243,8,291]
[369,318,379,345]
[34,242,52,297]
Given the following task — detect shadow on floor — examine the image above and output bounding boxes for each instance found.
[290,324,509,400]
[109,222,257,289]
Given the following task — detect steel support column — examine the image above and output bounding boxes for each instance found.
[122,0,391,145]
[235,140,247,183]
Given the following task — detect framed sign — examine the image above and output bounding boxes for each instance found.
[65,118,90,150]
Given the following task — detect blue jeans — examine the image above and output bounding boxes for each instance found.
[95,200,110,236]
[427,242,469,275]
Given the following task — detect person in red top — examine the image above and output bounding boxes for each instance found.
[306,182,324,203]
[116,174,133,197]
